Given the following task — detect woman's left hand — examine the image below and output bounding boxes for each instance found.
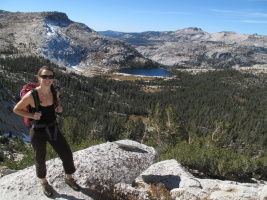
[55,106,63,113]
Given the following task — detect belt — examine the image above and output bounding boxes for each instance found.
[32,121,58,141]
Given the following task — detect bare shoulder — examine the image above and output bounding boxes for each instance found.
[23,90,34,99]
[21,91,35,106]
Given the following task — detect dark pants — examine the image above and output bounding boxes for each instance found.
[30,126,76,179]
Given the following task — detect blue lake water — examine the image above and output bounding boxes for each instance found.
[118,67,173,76]
[4,133,30,143]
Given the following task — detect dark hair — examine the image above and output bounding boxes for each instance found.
[37,66,54,77]
[37,66,55,85]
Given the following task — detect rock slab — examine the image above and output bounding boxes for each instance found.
[0,140,157,200]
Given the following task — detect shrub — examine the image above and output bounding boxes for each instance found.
[0,136,9,144]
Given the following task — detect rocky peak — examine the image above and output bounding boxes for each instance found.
[0,11,72,26]
[44,12,72,26]
[175,27,206,34]
[0,11,149,74]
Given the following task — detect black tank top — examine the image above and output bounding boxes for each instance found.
[31,104,56,124]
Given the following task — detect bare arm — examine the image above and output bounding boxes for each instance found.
[13,92,42,120]
[55,91,63,113]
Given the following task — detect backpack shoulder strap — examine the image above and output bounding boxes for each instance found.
[51,85,58,107]
[31,88,40,112]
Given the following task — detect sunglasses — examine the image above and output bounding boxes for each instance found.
[39,75,55,79]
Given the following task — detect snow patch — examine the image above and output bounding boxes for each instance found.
[46,24,56,37]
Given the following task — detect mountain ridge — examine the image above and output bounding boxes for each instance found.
[1,10,266,73]
[0,10,151,74]
[99,28,267,68]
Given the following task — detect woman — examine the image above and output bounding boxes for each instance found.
[13,66,80,197]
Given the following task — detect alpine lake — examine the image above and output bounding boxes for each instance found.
[118,67,173,77]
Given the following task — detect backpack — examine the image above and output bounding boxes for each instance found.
[20,83,59,127]
[20,83,40,127]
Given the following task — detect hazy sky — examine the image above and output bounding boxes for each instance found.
[1,0,267,35]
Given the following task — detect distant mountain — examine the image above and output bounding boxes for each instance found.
[99,28,267,68]
[1,10,266,72]
[99,30,126,37]
[0,10,152,74]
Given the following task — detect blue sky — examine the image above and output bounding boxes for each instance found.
[1,0,267,35]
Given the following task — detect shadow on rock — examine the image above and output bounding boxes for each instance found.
[140,174,181,190]
[50,187,97,200]
[118,146,148,153]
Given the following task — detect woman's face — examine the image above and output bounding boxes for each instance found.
[38,69,54,88]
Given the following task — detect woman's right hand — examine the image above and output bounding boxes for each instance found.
[32,112,42,120]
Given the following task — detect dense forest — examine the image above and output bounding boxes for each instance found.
[1,56,267,182]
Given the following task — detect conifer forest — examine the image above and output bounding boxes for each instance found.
[1,56,267,182]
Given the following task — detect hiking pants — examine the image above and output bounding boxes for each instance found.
[29,126,76,179]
